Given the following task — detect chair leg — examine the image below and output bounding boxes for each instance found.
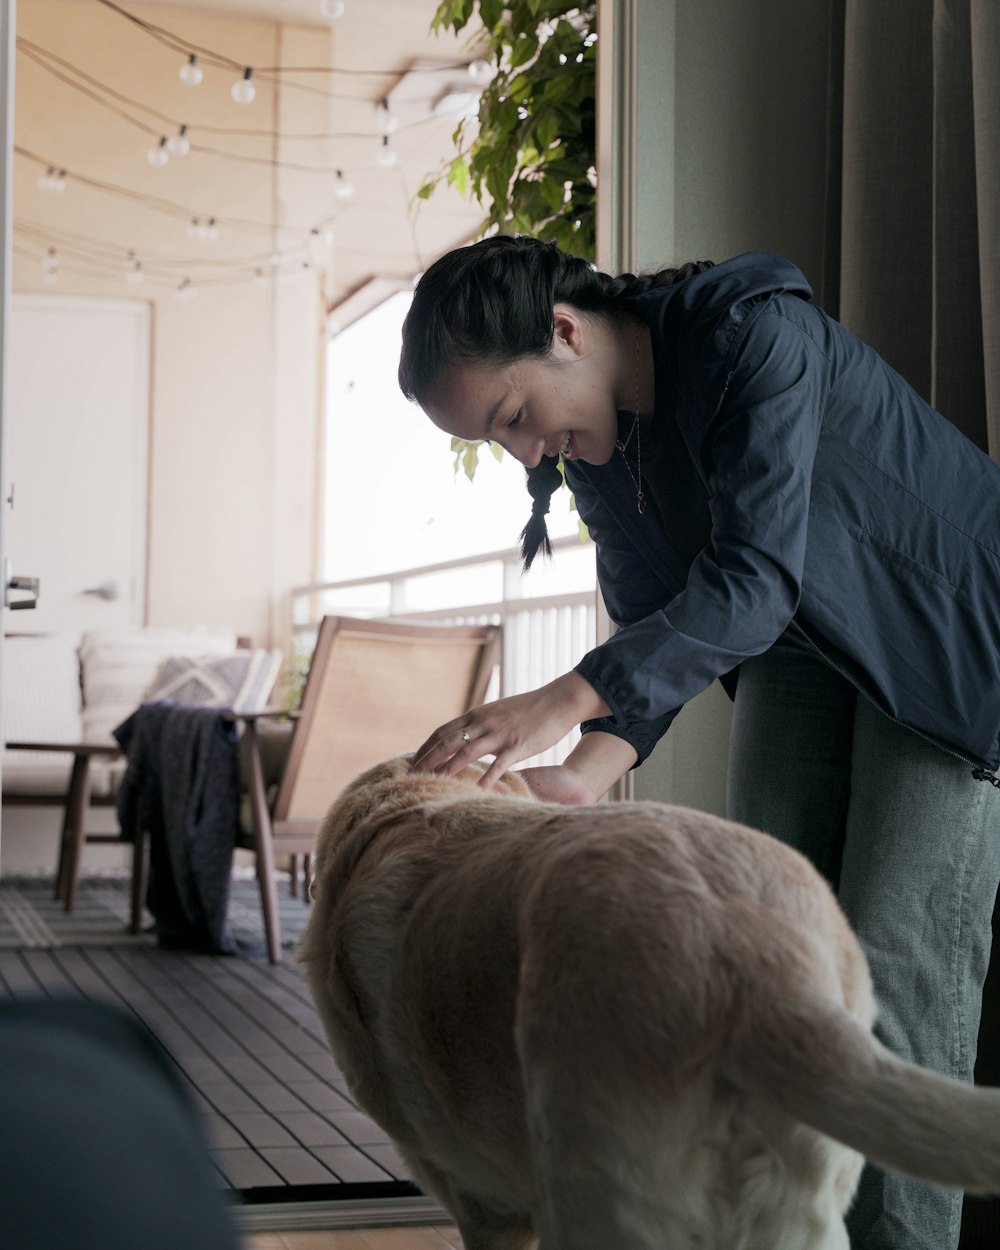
[243,722,282,964]
[302,853,313,902]
[59,755,92,913]
[289,854,299,897]
[54,787,75,901]
[130,809,148,936]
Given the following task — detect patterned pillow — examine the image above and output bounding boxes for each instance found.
[80,627,237,745]
[143,649,282,712]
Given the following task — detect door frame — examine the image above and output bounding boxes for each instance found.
[0,0,16,835]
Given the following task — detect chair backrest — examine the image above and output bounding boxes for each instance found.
[273,615,501,824]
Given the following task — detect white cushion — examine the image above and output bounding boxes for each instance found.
[79,627,236,746]
[2,633,83,744]
[2,632,84,796]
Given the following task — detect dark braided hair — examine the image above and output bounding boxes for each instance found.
[398,235,714,569]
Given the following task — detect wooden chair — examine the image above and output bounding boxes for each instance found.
[134,615,501,963]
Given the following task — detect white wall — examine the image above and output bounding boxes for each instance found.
[629,0,836,815]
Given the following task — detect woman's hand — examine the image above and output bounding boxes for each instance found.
[409,672,610,789]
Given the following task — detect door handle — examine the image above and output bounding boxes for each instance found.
[3,559,40,610]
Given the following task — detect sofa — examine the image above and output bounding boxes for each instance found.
[2,628,282,904]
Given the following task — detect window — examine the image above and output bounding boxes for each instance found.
[322,291,584,586]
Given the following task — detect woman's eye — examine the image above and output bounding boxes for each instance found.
[507,410,523,429]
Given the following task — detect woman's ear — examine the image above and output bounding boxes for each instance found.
[551,304,589,360]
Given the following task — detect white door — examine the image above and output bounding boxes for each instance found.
[5,295,149,632]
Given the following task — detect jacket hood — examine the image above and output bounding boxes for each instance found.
[629,252,814,387]
[664,251,813,314]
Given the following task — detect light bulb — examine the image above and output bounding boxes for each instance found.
[204,217,219,242]
[41,249,58,273]
[376,100,399,135]
[253,268,267,287]
[376,136,397,168]
[166,125,190,157]
[320,0,346,18]
[52,169,67,192]
[231,68,256,105]
[187,218,202,239]
[468,58,492,84]
[147,137,169,167]
[37,166,55,191]
[180,53,203,87]
[335,169,354,199]
[176,279,197,302]
[126,254,144,285]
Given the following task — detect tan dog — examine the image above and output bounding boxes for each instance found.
[299,756,1000,1250]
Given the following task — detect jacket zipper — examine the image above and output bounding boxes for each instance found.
[787,620,999,788]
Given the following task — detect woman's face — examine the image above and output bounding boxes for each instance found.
[421,307,626,468]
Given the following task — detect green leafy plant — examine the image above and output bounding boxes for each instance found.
[422,1,597,487]
[422,0,597,257]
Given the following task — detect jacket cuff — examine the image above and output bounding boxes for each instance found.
[575,660,679,765]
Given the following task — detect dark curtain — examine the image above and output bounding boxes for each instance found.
[824,6,1000,1245]
[828,0,1000,464]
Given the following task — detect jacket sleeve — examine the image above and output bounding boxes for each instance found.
[574,298,831,763]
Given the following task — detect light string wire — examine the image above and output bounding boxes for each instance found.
[16,1,457,288]
[96,0,474,78]
[15,218,306,272]
[17,38,449,173]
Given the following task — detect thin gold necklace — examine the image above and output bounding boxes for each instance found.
[615,323,644,514]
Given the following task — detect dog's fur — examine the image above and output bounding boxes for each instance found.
[300,756,1000,1250]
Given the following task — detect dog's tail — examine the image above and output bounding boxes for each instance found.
[729,991,1000,1193]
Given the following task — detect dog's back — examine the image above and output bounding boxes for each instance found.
[301,758,1000,1250]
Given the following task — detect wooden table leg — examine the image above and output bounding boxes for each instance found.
[57,754,91,912]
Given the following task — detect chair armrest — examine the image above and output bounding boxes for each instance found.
[5,741,122,757]
[226,708,301,725]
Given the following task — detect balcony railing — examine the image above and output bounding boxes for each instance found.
[290,535,599,767]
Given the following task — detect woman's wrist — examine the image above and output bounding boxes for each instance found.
[546,670,612,725]
[560,730,638,802]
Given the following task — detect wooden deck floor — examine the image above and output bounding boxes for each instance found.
[0,940,418,1202]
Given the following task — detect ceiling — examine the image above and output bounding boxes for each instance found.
[12,0,488,316]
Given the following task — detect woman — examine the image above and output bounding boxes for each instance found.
[398,234,1000,1250]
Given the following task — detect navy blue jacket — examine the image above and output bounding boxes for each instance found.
[568,253,1000,775]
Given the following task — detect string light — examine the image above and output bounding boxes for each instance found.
[125,251,144,284]
[319,0,346,18]
[186,217,219,241]
[146,136,169,166]
[176,277,197,301]
[179,53,203,86]
[376,99,398,135]
[376,135,397,168]
[166,124,190,157]
[37,165,67,192]
[41,247,58,284]
[334,169,354,199]
[467,58,492,84]
[231,67,256,105]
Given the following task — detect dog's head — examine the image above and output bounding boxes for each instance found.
[312,754,533,886]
